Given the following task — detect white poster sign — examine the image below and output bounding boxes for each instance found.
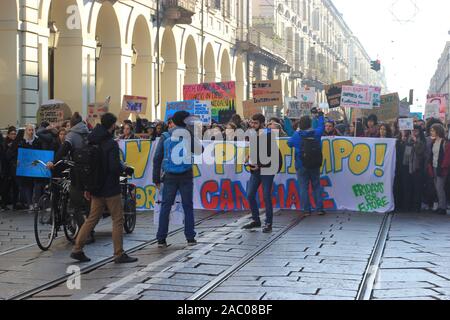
[194,100,212,126]
[285,98,311,119]
[297,87,316,103]
[341,85,373,109]
[424,103,440,120]
[398,118,414,131]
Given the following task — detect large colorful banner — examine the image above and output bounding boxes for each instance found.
[119,137,396,214]
[183,81,236,123]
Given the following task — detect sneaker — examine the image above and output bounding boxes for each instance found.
[242,221,262,230]
[262,224,272,233]
[438,209,447,215]
[318,210,326,216]
[114,253,138,264]
[187,239,197,246]
[70,251,91,263]
[157,240,168,248]
[303,211,312,217]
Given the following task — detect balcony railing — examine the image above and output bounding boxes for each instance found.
[163,0,196,13]
[163,0,196,24]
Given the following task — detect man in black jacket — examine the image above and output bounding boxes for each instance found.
[71,113,137,264]
[243,113,282,233]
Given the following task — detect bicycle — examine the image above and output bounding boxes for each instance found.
[34,160,79,251]
[121,173,137,234]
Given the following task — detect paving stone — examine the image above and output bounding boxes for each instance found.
[317,289,357,298]
[204,292,265,300]
[373,281,435,290]
[372,288,439,299]
[144,277,209,287]
[213,285,317,295]
[376,269,447,283]
[262,292,315,300]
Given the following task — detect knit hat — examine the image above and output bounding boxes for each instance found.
[172,111,190,127]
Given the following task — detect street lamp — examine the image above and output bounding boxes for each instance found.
[131,44,138,67]
[48,21,60,99]
[48,21,60,50]
[95,38,103,61]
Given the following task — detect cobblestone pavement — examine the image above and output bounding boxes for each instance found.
[3,210,450,300]
[372,213,450,300]
[0,209,213,299]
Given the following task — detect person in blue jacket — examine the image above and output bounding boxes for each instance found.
[288,108,326,215]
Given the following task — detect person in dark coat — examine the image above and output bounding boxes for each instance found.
[2,127,22,210]
[71,113,137,264]
[17,124,44,211]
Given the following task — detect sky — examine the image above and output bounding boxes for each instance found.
[332,0,450,112]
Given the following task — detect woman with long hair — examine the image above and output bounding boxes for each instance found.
[407,125,426,212]
[378,123,393,138]
[427,124,450,215]
[17,124,44,211]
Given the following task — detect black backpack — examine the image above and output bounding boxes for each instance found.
[72,143,105,194]
[300,135,323,169]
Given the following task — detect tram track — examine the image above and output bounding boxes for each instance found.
[8,211,394,301]
[187,216,305,300]
[7,210,222,300]
[356,212,393,300]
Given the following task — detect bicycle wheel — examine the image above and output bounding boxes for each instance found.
[63,195,79,243]
[34,193,56,251]
[123,198,136,234]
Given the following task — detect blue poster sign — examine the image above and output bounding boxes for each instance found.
[16,148,54,178]
[165,100,196,121]
[410,112,423,120]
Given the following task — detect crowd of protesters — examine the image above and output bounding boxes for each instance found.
[1,109,450,215]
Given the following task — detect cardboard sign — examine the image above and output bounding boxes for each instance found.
[341,85,372,109]
[16,148,54,178]
[362,93,400,122]
[122,95,148,114]
[297,87,316,103]
[398,118,414,131]
[324,80,353,109]
[87,102,109,126]
[251,80,283,107]
[36,100,72,127]
[243,100,263,119]
[424,103,440,120]
[285,98,311,119]
[183,81,236,123]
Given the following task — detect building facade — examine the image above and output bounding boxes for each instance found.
[429,41,450,99]
[250,0,387,103]
[0,0,387,128]
[0,0,251,127]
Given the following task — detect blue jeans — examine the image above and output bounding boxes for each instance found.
[296,167,323,212]
[156,174,196,241]
[246,172,275,225]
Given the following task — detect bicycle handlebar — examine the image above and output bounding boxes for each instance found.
[54,160,75,168]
